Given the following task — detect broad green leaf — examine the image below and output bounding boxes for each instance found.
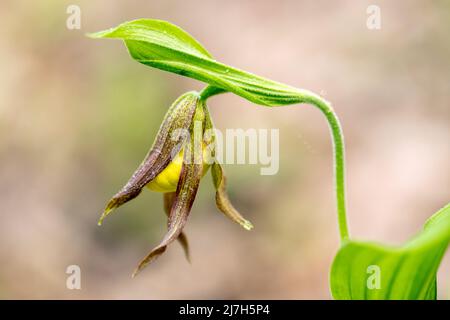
[88,19,212,59]
[330,203,450,300]
[88,19,317,107]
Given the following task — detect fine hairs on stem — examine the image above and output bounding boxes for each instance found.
[200,85,349,242]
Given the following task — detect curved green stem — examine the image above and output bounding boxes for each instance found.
[203,86,350,243]
[199,85,226,101]
[302,93,349,242]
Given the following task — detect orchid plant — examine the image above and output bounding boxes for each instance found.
[89,19,450,299]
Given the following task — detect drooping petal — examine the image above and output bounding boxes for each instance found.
[163,192,190,262]
[132,101,206,276]
[98,92,199,225]
[211,162,253,230]
[203,104,253,230]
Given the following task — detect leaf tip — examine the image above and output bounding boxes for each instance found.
[85,28,115,39]
[85,31,103,39]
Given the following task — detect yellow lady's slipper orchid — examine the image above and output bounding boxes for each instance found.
[146,145,211,193]
[98,91,253,276]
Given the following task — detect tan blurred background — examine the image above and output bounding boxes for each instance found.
[0,0,449,299]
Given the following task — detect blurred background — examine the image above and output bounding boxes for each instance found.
[0,0,449,299]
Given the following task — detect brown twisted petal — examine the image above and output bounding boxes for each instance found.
[163,192,190,262]
[132,101,205,277]
[98,92,199,225]
[211,162,253,231]
[204,106,252,230]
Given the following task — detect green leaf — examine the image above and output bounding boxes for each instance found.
[330,203,450,300]
[88,19,212,59]
[88,19,316,107]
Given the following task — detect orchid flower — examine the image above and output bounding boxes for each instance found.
[98,91,252,276]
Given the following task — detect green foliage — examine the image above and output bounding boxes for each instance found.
[331,203,450,299]
[89,19,450,299]
[88,19,322,107]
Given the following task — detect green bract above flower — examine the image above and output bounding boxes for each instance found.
[98,91,252,276]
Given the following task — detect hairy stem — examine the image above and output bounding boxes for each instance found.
[199,85,226,101]
[302,93,349,242]
[202,85,350,243]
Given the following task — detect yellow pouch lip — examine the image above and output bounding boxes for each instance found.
[146,146,211,193]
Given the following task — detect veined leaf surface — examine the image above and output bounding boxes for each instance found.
[88,19,318,107]
[331,203,450,300]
